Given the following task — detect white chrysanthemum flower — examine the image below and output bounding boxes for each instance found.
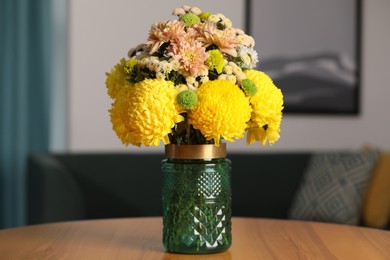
[235,28,245,35]
[227,74,236,84]
[236,35,247,45]
[233,66,243,75]
[162,62,173,74]
[223,18,232,28]
[239,46,259,68]
[182,5,191,12]
[208,15,219,23]
[236,34,255,48]
[217,13,226,20]
[241,54,251,66]
[228,61,239,68]
[186,76,196,85]
[250,50,259,67]
[147,59,159,71]
[172,7,185,16]
[199,68,208,76]
[200,75,209,84]
[156,72,165,80]
[236,72,246,81]
[224,65,233,74]
[190,7,202,15]
[140,57,149,67]
[247,36,255,47]
[170,60,181,71]
[218,74,228,80]
[156,62,164,73]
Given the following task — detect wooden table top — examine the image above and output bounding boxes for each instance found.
[0,217,389,259]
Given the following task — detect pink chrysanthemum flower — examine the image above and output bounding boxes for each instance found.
[168,40,209,77]
[146,20,186,54]
[181,27,200,44]
[195,22,238,57]
[167,27,200,51]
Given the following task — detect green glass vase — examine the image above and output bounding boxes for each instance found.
[162,144,232,254]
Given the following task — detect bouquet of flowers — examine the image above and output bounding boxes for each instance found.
[106,5,283,147]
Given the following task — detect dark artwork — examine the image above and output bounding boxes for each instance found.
[246,0,361,114]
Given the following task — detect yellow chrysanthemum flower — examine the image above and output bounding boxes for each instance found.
[109,79,184,147]
[105,58,131,99]
[188,79,252,145]
[244,70,284,146]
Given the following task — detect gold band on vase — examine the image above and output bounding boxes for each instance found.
[165,143,226,159]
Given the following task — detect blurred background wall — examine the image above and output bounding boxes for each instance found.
[69,0,390,153]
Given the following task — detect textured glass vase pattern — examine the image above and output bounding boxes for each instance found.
[162,158,232,254]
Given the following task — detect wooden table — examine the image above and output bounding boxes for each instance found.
[0,217,390,259]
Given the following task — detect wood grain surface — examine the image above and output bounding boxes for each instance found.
[0,217,389,259]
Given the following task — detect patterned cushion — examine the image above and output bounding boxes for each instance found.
[288,151,379,225]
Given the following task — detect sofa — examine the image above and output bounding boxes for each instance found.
[27,150,390,230]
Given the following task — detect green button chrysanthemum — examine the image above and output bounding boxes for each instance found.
[179,13,200,27]
[240,78,257,96]
[123,59,138,75]
[177,90,198,110]
[199,12,211,21]
[205,49,225,74]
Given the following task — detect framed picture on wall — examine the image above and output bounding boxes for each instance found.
[246,0,361,114]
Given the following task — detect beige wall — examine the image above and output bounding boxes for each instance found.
[69,0,390,153]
